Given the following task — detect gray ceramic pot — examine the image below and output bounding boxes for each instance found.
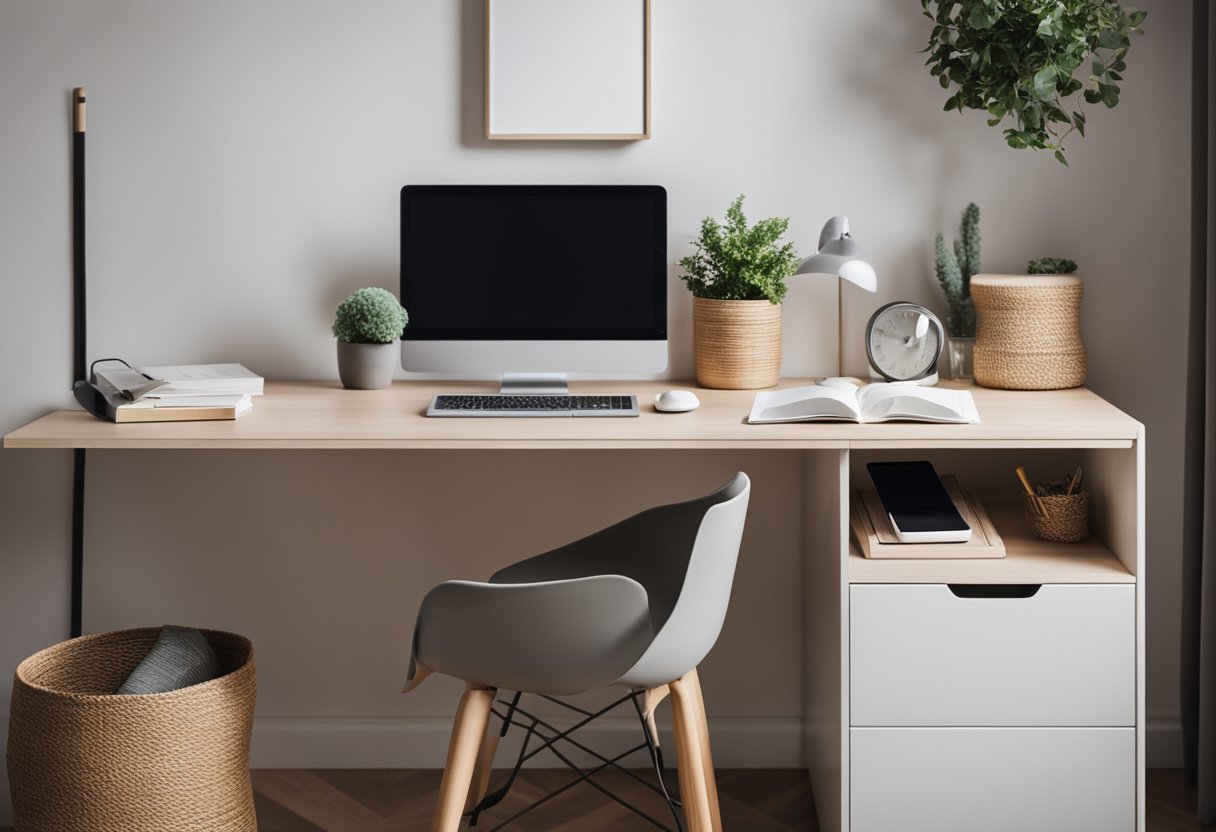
[337,341,397,390]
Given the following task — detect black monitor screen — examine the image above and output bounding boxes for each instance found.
[401,185,666,340]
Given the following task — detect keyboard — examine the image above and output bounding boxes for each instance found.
[427,394,639,417]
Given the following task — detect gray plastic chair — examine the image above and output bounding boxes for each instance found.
[405,472,750,832]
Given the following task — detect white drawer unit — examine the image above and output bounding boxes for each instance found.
[850,726,1136,832]
[850,583,1135,727]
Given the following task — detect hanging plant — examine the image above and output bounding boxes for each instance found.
[921,0,1147,165]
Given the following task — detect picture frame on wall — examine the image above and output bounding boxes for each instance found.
[485,0,651,141]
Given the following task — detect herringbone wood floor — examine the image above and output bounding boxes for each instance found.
[2,768,1207,829]
[251,768,815,831]
[248,768,1207,831]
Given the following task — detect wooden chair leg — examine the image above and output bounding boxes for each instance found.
[669,672,713,832]
[432,683,496,832]
[641,684,670,752]
[464,729,500,813]
[686,667,723,832]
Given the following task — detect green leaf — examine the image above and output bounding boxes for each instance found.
[968,5,1001,29]
[1032,64,1058,100]
[1054,150,1069,166]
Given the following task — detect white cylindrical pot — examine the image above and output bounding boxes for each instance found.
[337,341,397,390]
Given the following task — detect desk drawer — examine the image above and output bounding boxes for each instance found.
[850,727,1135,832]
[850,584,1134,726]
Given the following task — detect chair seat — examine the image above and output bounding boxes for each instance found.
[410,575,656,696]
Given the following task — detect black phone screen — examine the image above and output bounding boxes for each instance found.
[866,461,970,533]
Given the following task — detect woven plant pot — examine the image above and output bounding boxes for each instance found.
[1024,492,1089,543]
[7,628,257,832]
[692,297,782,389]
[971,274,1086,390]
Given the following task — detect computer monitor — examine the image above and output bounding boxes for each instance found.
[400,185,667,392]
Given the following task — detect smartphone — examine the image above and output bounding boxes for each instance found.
[866,461,971,543]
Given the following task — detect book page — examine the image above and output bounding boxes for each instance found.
[748,384,861,423]
[139,363,259,382]
[138,364,263,397]
[856,384,980,424]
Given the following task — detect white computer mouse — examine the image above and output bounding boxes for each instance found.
[816,376,861,390]
[654,390,701,412]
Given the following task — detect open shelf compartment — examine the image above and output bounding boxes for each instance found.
[846,446,1139,585]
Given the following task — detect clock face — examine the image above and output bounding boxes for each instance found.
[865,302,944,382]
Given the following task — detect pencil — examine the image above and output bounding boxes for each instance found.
[1016,466,1049,519]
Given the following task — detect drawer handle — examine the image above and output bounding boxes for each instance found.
[948,584,1042,598]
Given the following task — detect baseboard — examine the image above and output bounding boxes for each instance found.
[250,716,804,770]
[1147,717,1184,769]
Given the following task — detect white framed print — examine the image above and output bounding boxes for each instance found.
[485,0,651,140]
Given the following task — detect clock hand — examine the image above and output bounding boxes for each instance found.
[904,314,931,347]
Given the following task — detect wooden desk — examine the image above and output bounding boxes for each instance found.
[4,379,1138,450]
[2,379,1147,831]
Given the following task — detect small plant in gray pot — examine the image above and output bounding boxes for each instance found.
[333,287,408,390]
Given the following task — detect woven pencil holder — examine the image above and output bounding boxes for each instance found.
[971,274,1087,390]
[7,628,257,832]
[692,297,782,389]
[1024,491,1089,543]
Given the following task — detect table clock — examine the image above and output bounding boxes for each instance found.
[865,301,945,385]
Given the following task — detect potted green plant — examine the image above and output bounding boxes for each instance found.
[934,202,981,379]
[922,0,1146,165]
[332,287,409,390]
[1027,257,1079,275]
[676,195,800,389]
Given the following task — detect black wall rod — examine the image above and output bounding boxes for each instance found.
[70,86,87,639]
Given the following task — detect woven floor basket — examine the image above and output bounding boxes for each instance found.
[971,274,1087,390]
[693,297,782,389]
[7,628,257,832]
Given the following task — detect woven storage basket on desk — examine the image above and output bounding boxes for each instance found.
[971,273,1087,390]
[692,297,782,389]
[6,627,257,832]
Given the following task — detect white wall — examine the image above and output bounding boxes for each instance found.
[0,0,1192,820]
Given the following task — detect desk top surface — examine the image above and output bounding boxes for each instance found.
[2,379,1142,450]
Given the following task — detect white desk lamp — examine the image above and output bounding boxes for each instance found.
[793,216,877,382]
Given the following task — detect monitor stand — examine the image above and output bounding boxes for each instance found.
[500,373,569,395]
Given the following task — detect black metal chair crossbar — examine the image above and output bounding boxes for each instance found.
[469,690,685,832]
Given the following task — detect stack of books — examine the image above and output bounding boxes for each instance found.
[95,364,263,423]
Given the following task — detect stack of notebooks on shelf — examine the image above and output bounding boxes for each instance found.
[94,363,263,423]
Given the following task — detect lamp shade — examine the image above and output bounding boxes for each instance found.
[794,216,877,292]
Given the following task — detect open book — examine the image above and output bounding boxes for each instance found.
[748,382,980,424]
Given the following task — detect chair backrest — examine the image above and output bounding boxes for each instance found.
[614,472,750,689]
